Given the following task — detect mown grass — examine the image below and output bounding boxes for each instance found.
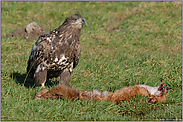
[1,1,182,121]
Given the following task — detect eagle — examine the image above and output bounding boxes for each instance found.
[27,14,87,87]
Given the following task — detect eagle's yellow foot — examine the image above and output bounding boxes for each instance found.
[41,83,45,88]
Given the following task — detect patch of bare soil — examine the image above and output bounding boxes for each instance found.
[103,2,157,33]
[5,22,49,41]
[103,19,122,33]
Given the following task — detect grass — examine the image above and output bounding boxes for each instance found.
[1,1,182,121]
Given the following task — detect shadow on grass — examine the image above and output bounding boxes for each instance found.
[10,72,58,88]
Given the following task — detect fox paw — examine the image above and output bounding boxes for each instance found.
[34,88,49,100]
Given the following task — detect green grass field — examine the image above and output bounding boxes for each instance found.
[1,1,182,121]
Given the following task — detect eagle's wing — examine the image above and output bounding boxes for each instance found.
[73,41,81,69]
[27,32,53,78]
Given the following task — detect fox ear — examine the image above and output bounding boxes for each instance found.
[158,82,165,91]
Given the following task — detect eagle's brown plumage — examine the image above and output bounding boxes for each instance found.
[27,14,87,86]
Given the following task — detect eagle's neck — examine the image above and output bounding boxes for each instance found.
[57,25,82,41]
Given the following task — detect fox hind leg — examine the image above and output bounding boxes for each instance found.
[34,88,49,100]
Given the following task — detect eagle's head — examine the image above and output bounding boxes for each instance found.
[64,14,87,29]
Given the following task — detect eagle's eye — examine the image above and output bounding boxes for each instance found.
[74,18,77,21]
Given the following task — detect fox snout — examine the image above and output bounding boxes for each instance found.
[147,83,169,104]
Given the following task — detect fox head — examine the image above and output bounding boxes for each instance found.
[147,82,169,104]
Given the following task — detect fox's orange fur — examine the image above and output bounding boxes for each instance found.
[103,85,150,104]
[35,82,168,104]
[35,85,80,101]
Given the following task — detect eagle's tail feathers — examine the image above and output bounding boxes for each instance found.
[23,55,42,86]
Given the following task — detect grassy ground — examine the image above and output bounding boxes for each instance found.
[1,1,182,121]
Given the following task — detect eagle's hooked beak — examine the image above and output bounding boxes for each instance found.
[82,18,87,26]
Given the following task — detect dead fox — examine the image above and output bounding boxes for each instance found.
[35,82,168,104]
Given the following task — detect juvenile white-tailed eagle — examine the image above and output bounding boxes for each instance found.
[27,14,87,86]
